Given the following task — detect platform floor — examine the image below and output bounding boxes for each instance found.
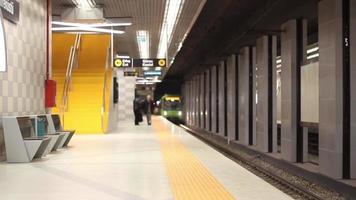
[0,117,292,200]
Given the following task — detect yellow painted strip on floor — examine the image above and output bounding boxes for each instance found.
[152,117,235,200]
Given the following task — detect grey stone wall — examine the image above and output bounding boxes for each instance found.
[318,0,356,178]
[199,73,205,129]
[211,66,218,133]
[280,20,298,162]
[238,47,256,145]
[256,36,277,152]
[218,61,226,137]
[205,70,210,131]
[227,55,236,140]
[350,0,356,179]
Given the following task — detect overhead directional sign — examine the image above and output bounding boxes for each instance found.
[114,58,132,68]
[0,8,7,72]
[143,70,162,77]
[133,59,166,68]
[124,71,137,77]
[114,58,166,68]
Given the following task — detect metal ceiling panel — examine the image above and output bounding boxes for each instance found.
[52,0,206,60]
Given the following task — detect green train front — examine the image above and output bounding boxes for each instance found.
[160,95,182,120]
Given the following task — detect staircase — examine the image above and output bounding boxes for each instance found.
[52,33,111,134]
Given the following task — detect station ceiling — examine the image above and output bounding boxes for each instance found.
[163,0,319,82]
[52,0,206,61]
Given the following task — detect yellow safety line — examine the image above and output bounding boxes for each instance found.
[152,117,235,200]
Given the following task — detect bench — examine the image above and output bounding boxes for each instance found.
[49,114,75,148]
[2,116,51,162]
[33,115,66,154]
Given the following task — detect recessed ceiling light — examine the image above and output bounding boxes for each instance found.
[137,31,149,59]
[72,0,96,9]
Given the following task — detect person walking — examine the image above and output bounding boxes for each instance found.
[145,95,154,125]
[133,97,142,125]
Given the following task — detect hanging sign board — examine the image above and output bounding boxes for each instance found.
[0,0,20,24]
[124,71,137,77]
[0,9,7,72]
[133,59,166,68]
[114,58,167,68]
[143,70,162,77]
[114,58,132,68]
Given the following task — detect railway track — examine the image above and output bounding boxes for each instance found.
[178,124,326,200]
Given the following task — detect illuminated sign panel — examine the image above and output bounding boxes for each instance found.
[124,71,137,77]
[0,0,19,23]
[114,58,167,68]
[114,58,132,68]
[143,70,162,77]
[0,9,7,72]
[133,59,166,68]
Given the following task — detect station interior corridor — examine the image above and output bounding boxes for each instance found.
[0,117,291,200]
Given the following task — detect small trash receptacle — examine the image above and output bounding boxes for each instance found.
[37,118,46,137]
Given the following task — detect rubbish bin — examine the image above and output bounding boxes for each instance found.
[37,117,47,137]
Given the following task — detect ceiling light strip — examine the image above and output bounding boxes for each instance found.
[157,0,185,58]
[52,21,132,27]
[171,0,207,62]
[137,31,150,59]
[52,27,124,34]
[72,0,96,8]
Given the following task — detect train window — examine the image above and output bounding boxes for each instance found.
[163,100,181,110]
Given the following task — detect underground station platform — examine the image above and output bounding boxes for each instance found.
[0,117,355,200]
[1,0,356,199]
[0,117,297,200]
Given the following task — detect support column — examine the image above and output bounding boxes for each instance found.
[211,66,218,133]
[188,81,193,126]
[238,47,256,145]
[218,61,227,137]
[200,73,205,129]
[350,0,356,179]
[227,55,237,141]
[195,76,200,127]
[281,19,307,162]
[192,78,196,127]
[256,36,278,153]
[319,0,356,179]
[205,69,211,131]
[181,83,187,123]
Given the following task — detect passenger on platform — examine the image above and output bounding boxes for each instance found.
[133,97,142,125]
[144,95,154,125]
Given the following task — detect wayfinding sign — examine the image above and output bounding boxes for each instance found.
[143,70,162,77]
[114,58,166,68]
[114,58,132,68]
[124,71,137,77]
[0,9,7,72]
[133,59,166,68]
[0,0,19,23]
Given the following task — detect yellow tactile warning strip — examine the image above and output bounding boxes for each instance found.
[152,117,235,200]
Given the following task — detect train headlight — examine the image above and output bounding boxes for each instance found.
[163,111,168,116]
[178,111,182,116]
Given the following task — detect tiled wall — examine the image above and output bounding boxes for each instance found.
[0,0,47,161]
[117,69,135,122]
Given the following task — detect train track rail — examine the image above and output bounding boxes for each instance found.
[178,124,325,200]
